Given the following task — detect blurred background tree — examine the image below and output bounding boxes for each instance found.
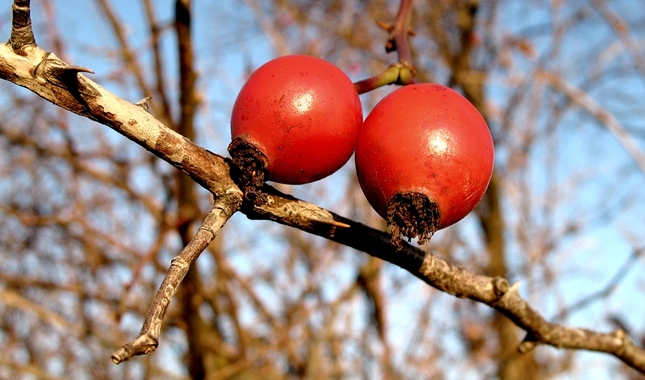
[1,0,645,379]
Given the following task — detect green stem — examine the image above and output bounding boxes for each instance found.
[353,62,416,94]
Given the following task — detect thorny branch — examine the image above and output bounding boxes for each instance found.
[2,0,645,373]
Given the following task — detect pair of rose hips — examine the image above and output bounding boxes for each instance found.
[229,55,494,247]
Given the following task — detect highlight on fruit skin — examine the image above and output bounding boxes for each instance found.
[355,83,494,249]
[228,54,363,201]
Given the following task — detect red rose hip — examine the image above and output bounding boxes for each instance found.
[355,83,494,248]
[229,55,363,196]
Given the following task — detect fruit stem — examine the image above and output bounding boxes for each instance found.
[354,0,417,95]
[386,192,440,250]
[353,62,417,94]
[227,137,269,205]
[389,0,415,64]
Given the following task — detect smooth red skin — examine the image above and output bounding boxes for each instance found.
[355,84,494,229]
[231,55,363,185]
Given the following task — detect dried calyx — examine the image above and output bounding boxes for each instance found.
[386,192,440,250]
[228,137,268,205]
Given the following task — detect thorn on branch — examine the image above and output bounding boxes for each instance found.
[32,52,99,97]
[253,186,352,230]
[8,0,36,55]
[135,96,153,112]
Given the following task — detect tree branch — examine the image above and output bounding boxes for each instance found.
[246,187,645,370]
[554,248,643,322]
[95,0,153,104]
[2,0,645,373]
[111,197,241,364]
[538,70,645,178]
[376,0,415,63]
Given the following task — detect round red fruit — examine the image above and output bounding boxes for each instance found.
[355,83,494,247]
[229,55,363,187]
